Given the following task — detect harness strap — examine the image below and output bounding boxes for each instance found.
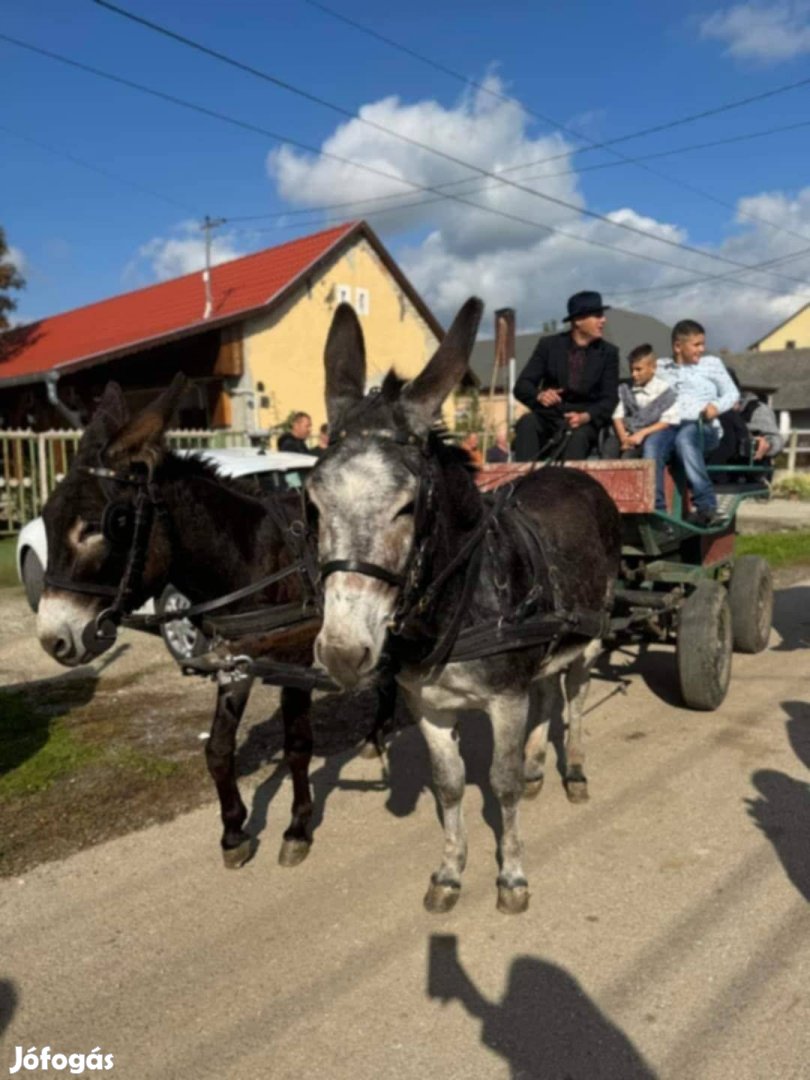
[320,559,405,589]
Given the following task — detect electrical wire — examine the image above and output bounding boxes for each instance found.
[91,0,810,281]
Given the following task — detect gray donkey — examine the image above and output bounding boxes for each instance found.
[308,298,621,914]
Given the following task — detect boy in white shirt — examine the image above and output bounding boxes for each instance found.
[606,347,679,510]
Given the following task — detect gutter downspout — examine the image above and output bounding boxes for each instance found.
[45,372,82,429]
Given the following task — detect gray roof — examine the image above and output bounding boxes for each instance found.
[468,307,672,389]
[724,348,810,410]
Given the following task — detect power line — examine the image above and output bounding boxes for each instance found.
[303,0,810,247]
[0,122,197,213]
[5,30,810,302]
[91,0,810,284]
[226,115,810,227]
[304,0,810,156]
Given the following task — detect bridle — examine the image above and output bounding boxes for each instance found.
[317,426,511,664]
[45,463,163,656]
[45,460,322,659]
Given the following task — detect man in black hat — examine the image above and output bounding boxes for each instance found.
[513,291,619,461]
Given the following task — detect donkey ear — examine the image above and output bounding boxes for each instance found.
[103,373,186,471]
[325,303,366,427]
[402,297,483,433]
[78,382,130,453]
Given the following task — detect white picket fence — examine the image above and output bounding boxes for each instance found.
[784,429,810,473]
[0,428,250,535]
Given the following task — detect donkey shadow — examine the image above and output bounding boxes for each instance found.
[771,585,810,652]
[427,934,657,1079]
[237,687,411,846]
[0,647,128,780]
[746,700,810,902]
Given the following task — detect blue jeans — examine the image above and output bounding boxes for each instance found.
[645,423,720,512]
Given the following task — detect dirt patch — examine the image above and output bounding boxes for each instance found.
[0,590,405,877]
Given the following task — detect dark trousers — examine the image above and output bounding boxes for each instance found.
[514,411,598,462]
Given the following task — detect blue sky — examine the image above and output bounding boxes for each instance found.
[4,0,810,348]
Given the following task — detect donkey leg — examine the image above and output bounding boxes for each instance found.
[278,686,315,868]
[523,677,557,800]
[563,640,601,804]
[419,708,467,914]
[491,694,531,915]
[208,672,255,869]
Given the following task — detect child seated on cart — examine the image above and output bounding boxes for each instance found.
[604,346,679,509]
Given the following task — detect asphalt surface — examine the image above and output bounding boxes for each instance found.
[0,581,809,1080]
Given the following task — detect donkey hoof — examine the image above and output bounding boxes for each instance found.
[222,836,256,869]
[497,882,530,915]
[359,738,383,760]
[278,838,311,868]
[423,879,461,914]
[565,778,589,804]
[524,776,544,800]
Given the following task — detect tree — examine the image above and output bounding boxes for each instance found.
[0,227,25,330]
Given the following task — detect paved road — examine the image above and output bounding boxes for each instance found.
[1,582,808,1080]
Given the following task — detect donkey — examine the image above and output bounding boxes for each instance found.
[308,299,622,914]
[36,375,325,869]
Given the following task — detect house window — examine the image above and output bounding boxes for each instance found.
[337,284,352,306]
[786,340,796,350]
[356,287,370,316]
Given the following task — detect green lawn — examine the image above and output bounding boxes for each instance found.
[0,536,18,589]
[737,530,810,569]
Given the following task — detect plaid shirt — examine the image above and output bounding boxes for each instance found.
[656,354,739,428]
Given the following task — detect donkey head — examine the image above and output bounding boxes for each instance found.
[37,374,185,666]
[308,298,483,689]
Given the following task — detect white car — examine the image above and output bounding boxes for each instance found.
[16,447,317,662]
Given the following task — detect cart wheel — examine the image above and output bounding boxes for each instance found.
[727,555,773,654]
[676,581,732,711]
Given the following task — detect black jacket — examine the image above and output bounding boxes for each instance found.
[513,332,619,427]
[278,433,310,454]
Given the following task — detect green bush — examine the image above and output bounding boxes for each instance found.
[772,474,810,501]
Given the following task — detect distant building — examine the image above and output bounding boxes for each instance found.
[726,348,810,432]
[748,301,810,352]
[0,221,442,435]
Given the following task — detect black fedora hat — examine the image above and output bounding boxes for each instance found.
[563,290,610,322]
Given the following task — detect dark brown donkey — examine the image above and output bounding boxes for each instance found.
[36,376,327,868]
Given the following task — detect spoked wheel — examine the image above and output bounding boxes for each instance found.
[157,585,210,664]
[676,580,733,711]
[728,555,773,654]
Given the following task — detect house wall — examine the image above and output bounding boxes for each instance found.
[241,236,440,437]
[755,306,810,351]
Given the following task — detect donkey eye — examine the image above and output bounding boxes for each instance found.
[79,522,101,542]
[394,500,415,519]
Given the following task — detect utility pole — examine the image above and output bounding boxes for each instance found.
[201,215,225,319]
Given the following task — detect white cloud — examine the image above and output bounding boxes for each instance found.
[700,1,810,62]
[124,221,244,286]
[5,245,26,274]
[265,78,810,351]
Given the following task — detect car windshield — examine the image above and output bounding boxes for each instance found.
[253,468,308,495]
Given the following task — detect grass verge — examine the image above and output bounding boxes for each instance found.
[0,536,18,589]
[737,530,810,570]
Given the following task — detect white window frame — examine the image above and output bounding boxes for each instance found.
[355,287,370,316]
[336,284,352,306]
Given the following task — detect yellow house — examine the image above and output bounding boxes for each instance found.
[239,222,443,434]
[0,220,444,437]
[749,301,810,351]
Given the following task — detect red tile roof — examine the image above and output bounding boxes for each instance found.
[0,222,360,384]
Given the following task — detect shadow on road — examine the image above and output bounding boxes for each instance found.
[0,646,129,780]
[0,979,18,1039]
[746,700,810,903]
[598,644,682,710]
[426,934,658,1079]
[771,585,810,652]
